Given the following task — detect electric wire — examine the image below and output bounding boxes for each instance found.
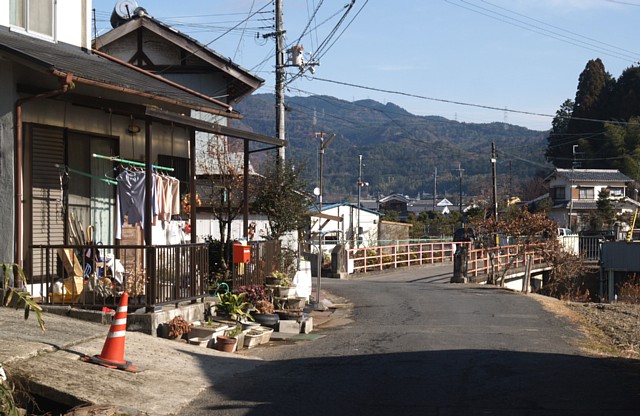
[304,75,640,127]
[294,0,325,47]
[445,0,640,63]
[479,0,640,58]
[155,2,272,75]
[233,0,257,61]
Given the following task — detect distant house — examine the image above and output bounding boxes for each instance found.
[545,168,638,231]
[309,203,383,249]
[378,194,411,218]
[378,193,462,219]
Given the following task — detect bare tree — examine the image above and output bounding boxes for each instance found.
[198,137,250,246]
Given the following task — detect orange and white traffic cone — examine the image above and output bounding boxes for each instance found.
[82,292,139,372]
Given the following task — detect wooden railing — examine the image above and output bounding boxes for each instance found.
[466,244,546,280]
[347,241,455,273]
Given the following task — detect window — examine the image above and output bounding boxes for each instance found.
[10,0,54,38]
[551,187,565,201]
[578,187,594,199]
[608,187,624,197]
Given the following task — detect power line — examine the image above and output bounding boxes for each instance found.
[233,0,257,61]
[445,0,640,63]
[479,0,640,58]
[303,75,640,127]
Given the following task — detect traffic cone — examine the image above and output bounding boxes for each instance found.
[82,292,139,372]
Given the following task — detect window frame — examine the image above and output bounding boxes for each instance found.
[9,0,55,40]
[578,187,595,200]
[551,187,566,202]
[608,187,625,198]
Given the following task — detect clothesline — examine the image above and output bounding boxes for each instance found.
[54,164,118,185]
[92,153,174,172]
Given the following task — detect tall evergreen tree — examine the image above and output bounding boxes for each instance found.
[570,59,611,133]
[609,66,640,121]
[546,99,574,167]
[568,59,612,167]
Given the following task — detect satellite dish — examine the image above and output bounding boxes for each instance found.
[110,0,139,28]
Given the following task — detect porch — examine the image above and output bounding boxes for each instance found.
[24,240,281,312]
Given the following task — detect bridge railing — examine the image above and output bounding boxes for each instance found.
[466,244,546,279]
[347,241,455,273]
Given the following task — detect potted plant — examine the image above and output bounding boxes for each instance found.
[164,315,191,339]
[252,299,279,328]
[216,324,242,353]
[215,291,254,322]
[277,274,296,298]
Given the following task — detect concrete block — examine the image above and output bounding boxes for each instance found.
[302,317,313,334]
[278,320,301,334]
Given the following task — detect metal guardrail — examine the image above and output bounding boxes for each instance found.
[347,241,455,273]
[27,243,209,310]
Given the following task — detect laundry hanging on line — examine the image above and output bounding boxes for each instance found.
[115,170,181,239]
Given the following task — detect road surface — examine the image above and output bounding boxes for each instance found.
[182,265,640,416]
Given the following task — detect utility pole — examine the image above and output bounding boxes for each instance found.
[455,163,464,220]
[315,132,335,310]
[568,145,578,229]
[491,142,498,222]
[275,0,286,161]
[433,167,438,211]
[357,155,367,247]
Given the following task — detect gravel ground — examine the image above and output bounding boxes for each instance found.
[563,302,640,359]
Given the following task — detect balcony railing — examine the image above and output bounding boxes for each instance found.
[26,243,209,310]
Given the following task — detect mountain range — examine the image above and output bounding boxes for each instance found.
[234,93,550,203]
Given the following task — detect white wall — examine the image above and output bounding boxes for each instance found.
[310,205,380,248]
[57,0,91,48]
[195,214,299,250]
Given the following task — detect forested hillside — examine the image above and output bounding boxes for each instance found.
[235,94,549,202]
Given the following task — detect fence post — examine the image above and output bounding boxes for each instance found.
[522,254,532,293]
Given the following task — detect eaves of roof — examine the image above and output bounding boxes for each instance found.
[93,16,264,102]
[321,202,383,216]
[547,168,633,183]
[0,27,238,118]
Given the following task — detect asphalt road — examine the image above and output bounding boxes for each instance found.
[181,265,640,416]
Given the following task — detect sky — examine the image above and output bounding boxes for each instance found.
[91,0,640,132]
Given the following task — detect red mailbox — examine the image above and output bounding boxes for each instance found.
[233,243,251,263]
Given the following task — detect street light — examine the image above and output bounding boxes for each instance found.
[315,133,336,311]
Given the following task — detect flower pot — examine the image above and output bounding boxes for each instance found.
[215,335,238,353]
[277,310,302,321]
[265,276,280,285]
[256,327,274,344]
[285,297,306,309]
[244,331,262,349]
[241,321,260,331]
[277,286,296,297]
[252,313,279,328]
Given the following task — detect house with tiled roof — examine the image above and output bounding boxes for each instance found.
[545,168,639,231]
[0,0,282,290]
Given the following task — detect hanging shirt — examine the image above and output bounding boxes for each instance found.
[171,177,181,217]
[116,170,155,239]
